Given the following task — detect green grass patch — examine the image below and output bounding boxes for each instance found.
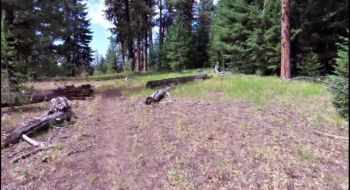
[297,146,311,160]
[120,70,329,104]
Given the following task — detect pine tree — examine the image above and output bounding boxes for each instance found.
[327,32,349,120]
[164,15,192,72]
[1,11,20,93]
[105,37,118,74]
[58,0,94,76]
[193,0,214,68]
[296,52,322,77]
[95,56,108,75]
[210,0,260,73]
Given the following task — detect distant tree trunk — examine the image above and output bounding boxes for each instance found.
[281,0,291,80]
[143,38,147,71]
[158,0,163,46]
[263,0,267,14]
[148,0,153,51]
[124,0,134,71]
[71,68,75,77]
[136,33,141,72]
[121,42,125,72]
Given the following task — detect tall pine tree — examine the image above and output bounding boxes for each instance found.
[164,15,192,72]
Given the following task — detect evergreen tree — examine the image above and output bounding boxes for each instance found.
[105,37,118,74]
[296,52,322,77]
[193,0,214,68]
[327,32,349,120]
[209,0,281,75]
[210,0,260,73]
[164,15,192,72]
[58,0,94,76]
[95,56,107,75]
[1,11,20,92]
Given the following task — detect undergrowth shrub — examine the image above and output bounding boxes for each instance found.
[327,33,349,121]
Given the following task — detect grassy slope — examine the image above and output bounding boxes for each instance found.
[115,70,345,127]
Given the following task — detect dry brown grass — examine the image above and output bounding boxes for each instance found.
[1,76,348,190]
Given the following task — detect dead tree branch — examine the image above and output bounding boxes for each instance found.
[313,130,349,141]
[10,145,55,164]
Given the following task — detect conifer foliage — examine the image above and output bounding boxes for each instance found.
[1,11,20,92]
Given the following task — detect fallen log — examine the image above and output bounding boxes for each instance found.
[1,84,93,107]
[2,111,73,147]
[146,73,213,88]
[144,87,173,105]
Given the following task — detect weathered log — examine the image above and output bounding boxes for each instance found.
[145,87,173,105]
[1,84,93,107]
[2,111,73,147]
[146,74,213,88]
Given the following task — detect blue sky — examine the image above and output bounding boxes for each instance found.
[86,0,114,58]
[86,0,218,58]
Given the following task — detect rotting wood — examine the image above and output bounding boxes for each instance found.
[2,111,73,147]
[145,87,174,105]
[1,84,94,107]
[146,73,213,88]
[313,130,349,141]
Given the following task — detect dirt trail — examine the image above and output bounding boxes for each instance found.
[86,87,151,189]
[1,87,348,190]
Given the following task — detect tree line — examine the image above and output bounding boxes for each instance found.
[2,0,348,77]
[1,0,348,115]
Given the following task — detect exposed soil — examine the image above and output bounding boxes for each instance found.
[1,87,349,190]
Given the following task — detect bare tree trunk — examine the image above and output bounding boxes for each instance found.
[148,0,153,52]
[158,0,163,46]
[120,42,125,72]
[143,39,147,71]
[281,0,291,80]
[136,34,141,72]
[263,0,267,14]
[124,0,135,71]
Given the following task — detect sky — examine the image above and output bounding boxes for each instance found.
[86,0,219,58]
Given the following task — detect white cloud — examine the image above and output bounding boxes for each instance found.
[86,0,113,35]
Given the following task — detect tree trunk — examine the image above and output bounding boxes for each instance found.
[281,0,291,80]
[121,41,125,72]
[143,33,148,71]
[1,84,94,107]
[146,74,213,88]
[158,0,163,46]
[136,33,141,72]
[148,0,153,52]
[124,0,135,71]
[263,0,267,14]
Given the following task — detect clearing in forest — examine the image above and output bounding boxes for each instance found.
[1,71,348,190]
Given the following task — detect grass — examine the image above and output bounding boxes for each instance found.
[118,70,342,124]
[3,69,348,190]
[297,146,311,161]
[119,70,328,100]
